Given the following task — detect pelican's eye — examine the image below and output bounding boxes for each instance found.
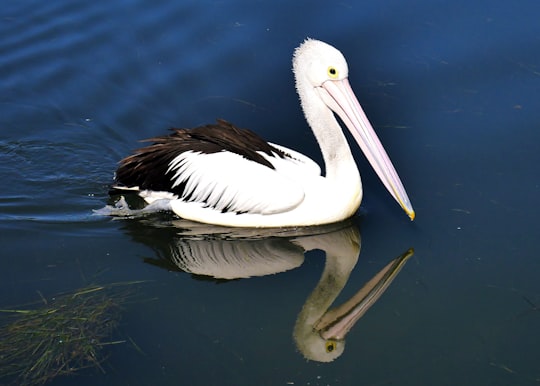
[325,340,337,353]
[327,66,338,79]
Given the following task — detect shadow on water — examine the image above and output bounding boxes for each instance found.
[118,215,413,363]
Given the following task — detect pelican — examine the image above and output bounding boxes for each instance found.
[111,39,415,227]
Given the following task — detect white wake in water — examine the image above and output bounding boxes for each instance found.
[92,196,172,218]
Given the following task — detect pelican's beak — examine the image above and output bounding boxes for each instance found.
[318,78,415,220]
[315,248,414,341]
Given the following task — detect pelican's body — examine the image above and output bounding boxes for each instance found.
[112,39,415,227]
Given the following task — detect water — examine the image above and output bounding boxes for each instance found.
[1,0,539,385]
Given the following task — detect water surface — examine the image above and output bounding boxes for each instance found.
[1,0,540,385]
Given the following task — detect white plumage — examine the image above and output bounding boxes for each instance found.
[166,150,306,214]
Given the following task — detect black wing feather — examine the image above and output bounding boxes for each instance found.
[114,119,287,197]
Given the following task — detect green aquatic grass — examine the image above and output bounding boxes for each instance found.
[0,281,146,385]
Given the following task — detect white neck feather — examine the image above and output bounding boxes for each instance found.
[295,74,358,180]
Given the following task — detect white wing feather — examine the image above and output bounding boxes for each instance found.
[166,150,318,215]
[267,143,321,177]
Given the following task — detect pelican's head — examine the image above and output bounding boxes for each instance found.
[293,38,349,86]
[293,39,415,220]
[294,333,346,363]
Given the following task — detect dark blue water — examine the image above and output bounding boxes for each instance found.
[1,0,540,385]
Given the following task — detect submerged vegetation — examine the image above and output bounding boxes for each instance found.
[0,281,145,385]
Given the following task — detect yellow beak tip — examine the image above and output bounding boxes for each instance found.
[408,210,416,221]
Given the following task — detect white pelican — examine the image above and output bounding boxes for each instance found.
[112,39,415,227]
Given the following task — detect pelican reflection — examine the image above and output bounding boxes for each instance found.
[122,217,413,362]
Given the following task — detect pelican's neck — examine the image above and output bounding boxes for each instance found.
[293,253,355,333]
[294,229,360,325]
[292,226,360,362]
[296,78,357,179]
